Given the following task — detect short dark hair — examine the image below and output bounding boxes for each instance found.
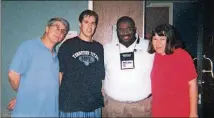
[79,9,99,25]
[147,23,183,55]
[116,16,135,29]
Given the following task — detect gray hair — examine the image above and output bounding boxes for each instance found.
[47,17,70,33]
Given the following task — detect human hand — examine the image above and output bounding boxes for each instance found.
[7,97,16,111]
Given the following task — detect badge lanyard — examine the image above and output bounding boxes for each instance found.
[118,37,139,70]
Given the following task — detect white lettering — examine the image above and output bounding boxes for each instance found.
[72,51,89,58]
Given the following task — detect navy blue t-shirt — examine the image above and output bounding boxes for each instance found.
[58,36,105,112]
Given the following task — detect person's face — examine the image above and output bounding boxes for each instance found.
[79,15,96,39]
[152,33,167,55]
[46,21,67,44]
[117,22,136,44]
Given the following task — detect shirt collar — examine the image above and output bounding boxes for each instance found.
[37,38,57,57]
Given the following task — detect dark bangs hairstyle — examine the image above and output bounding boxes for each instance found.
[147,23,183,55]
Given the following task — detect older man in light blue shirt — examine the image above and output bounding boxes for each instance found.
[8,17,69,117]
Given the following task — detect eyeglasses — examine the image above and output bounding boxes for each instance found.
[50,25,67,35]
[117,27,134,34]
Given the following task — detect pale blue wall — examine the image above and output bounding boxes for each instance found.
[1,1,88,113]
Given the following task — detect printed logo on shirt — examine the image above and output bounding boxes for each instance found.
[72,51,99,66]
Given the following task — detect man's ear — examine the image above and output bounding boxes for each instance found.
[45,26,49,33]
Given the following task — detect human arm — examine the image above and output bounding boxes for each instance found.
[189,78,198,118]
[8,71,21,92]
[8,42,28,92]
[58,42,67,86]
[102,45,106,96]
[59,72,63,85]
[179,49,198,117]
[101,80,105,96]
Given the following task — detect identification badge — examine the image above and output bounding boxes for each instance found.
[120,52,135,70]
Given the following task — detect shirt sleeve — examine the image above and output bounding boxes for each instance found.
[9,43,28,75]
[101,45,105,80]
[58,43,66,73]
[182,50,198,81]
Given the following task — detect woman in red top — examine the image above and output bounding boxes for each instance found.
[148,24,198,117]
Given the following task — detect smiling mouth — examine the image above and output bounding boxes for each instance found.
[123,35,131,40]
[156,47,162,50]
